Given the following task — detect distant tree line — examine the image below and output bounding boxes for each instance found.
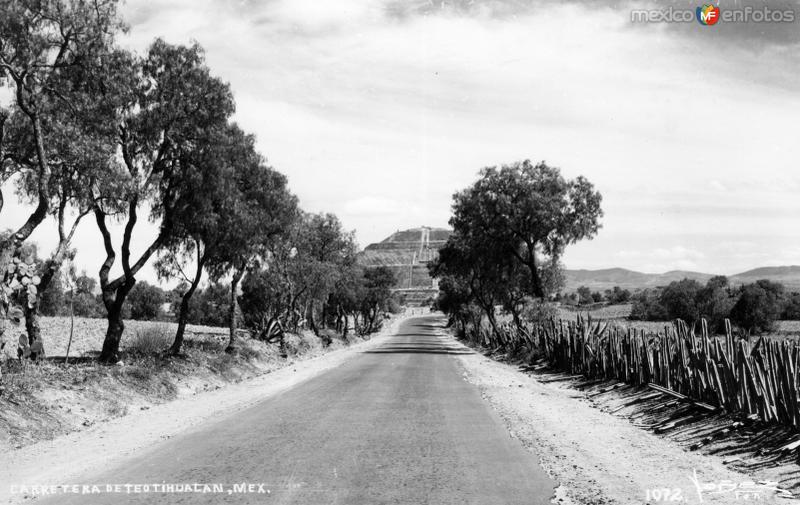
[555,285,632,306]
[0,0,397,362]
[630,276,798,334]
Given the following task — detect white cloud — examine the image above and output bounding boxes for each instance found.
[343,196,404,216]
[6,0,800,283]
[652,246,705,261]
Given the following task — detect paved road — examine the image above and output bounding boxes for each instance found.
[45,315,553,504]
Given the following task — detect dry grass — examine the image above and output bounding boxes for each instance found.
[557,303,633,320]
[125,324,173,356]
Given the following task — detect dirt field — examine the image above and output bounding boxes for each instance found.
[12,316,229,359]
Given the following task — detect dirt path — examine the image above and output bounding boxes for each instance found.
[453,336,800,505]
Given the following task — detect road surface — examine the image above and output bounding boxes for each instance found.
[42,315,553,504]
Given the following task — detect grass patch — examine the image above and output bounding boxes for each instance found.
[125,324,173,357]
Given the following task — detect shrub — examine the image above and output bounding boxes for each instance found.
[630,277,738,330]
[72,292,105,318]
[604,286,631,304]
[782,292,800,320]
[126,324,172,356]
[698,276,736,333]
[730,280,784,334]
[521,298,558,324]
[127,282,166,321]
[659,279,702,323]
[630,288,667,320]
[175,282,231,327]
[576,286,593,305]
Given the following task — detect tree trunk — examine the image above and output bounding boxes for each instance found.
[510,305,523,331]
[99,294,127,363]
[526,246,545,299]
[368,302,379,334]
[307,302,319,337]
[170,253,205,355]
[94,201,164,363]
[171,296,191,356]
[23,304,44,360]
[225,266,245,353]
[485,307,500,346]
[22,239,75,359]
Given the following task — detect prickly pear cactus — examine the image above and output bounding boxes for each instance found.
[1,256,42,367]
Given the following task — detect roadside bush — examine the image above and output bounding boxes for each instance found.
[521,298,558,324]
[730,280,784,334]
[126,325,172,356]
[127,282,166,321]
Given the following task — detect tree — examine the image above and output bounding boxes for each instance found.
[39,274,67,316]
[281,212,358,336]
[154,123,296,354]
[202,134,298,354]
[659,279,702,324]
[429,232,514,338]
[126,282,165,321]
[0,0,124,354]
[604,286,631,304]
[730,280,784,334]
[576,286,593,305]
[630,288,667,321]
[326,264,365,337]
[72,272,104,318]
[358,267,396,333]
[238,212,360,344]
[450,160,602,299]
[782,292,800,320]
[180,282,230,327]
[92,40,235,362]
[698,276,735,333]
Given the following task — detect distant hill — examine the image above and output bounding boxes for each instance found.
[358,226,800,295]
[731,266,800,290]
[564,266,800,292]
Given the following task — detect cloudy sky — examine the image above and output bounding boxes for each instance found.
[4,0,800,282]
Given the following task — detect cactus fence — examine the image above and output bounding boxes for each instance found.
[469,317,800,429]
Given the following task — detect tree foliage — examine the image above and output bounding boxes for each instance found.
[126,282,166,321]
[730,280,784,334]
[450,160,602,298]
[431,159,602,339]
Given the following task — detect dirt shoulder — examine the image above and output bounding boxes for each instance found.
[0,315,408,504]
[450,334,800,505]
